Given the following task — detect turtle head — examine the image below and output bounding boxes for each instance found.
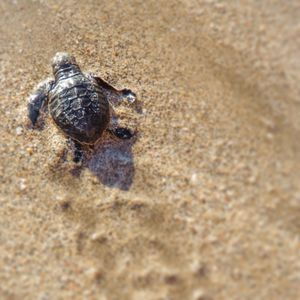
[51,52,79,75]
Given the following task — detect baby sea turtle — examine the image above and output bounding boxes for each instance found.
[28,52,136,162]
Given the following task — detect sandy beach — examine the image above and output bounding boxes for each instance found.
[1,0,300,299]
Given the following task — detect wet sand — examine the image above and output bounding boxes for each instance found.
[0,1,300,299]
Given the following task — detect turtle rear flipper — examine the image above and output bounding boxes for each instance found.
[28,79,53,127]
[108,127,133,139]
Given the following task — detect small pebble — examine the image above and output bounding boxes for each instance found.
[193,289,209,300]
[19,178,27,191]
[90,232,101,241]
[26,147,33,155]
[248,174,257,184]
[190,173,199,185]
[16,126,23,136]
[90,232,108,243]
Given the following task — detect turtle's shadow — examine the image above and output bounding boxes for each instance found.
[85,98,142,190]
[86,135,136,191]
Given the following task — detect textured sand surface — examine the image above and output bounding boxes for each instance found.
[0,1,300,299]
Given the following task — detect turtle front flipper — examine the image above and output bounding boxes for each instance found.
[28,79,53,127]
[67,138,85,163]
[86,73,136,107]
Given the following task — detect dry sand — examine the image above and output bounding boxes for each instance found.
[1,0,300,299]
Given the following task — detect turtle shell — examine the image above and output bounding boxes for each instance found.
[49,74,110,144]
